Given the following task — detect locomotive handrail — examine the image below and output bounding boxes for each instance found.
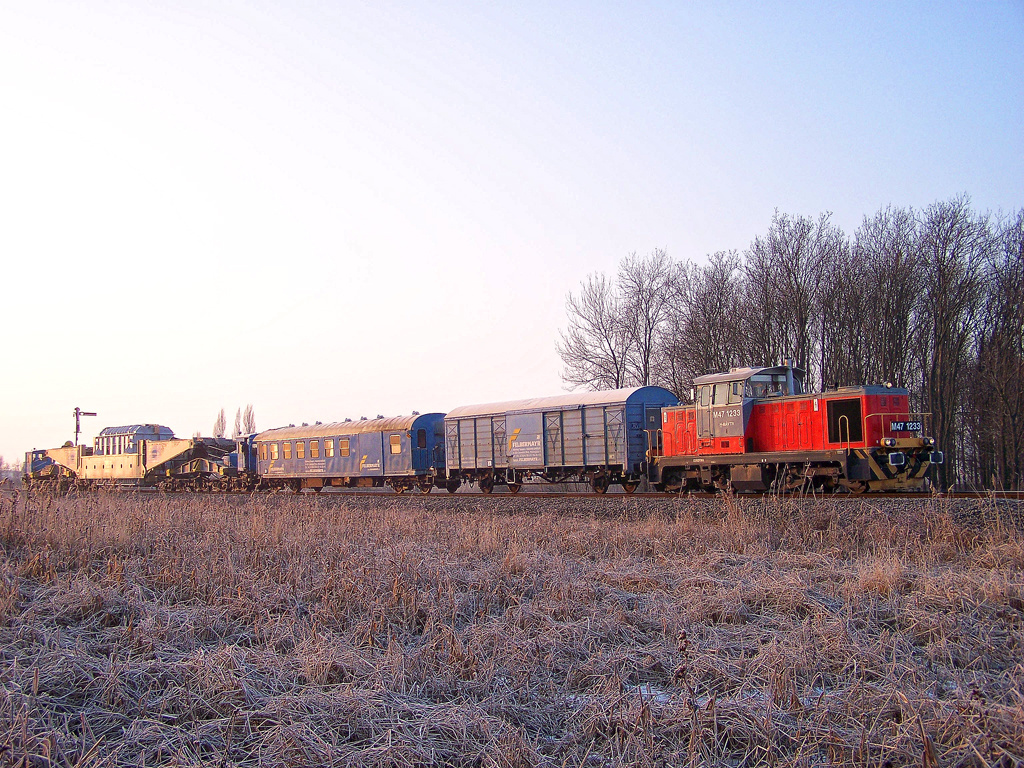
[838,415,851,453]
[645,428,664,460]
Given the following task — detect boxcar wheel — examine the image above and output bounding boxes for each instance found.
[393,484,406,495]
[419,482,433,494]
[507,483,522,495]
[479,474,494,494]
[622,481,639,494]
[591,475,610,494]
[445,480,460,494]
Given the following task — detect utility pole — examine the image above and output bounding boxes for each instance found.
[74,407,96,447]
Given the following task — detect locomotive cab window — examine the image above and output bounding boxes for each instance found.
[730,381,743,404]
[714,382,730,405]
[390,434,402,454]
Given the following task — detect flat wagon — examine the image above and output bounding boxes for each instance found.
[24,424,239,492]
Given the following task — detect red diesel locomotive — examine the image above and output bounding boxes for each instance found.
[651,363,942,493]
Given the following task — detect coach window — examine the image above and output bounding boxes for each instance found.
[296,441,305,459]
[417,429,427,449]
[325,440,334,457]
[261,444,268,461]
[390,434,402,454]
[340,439,350,457]
[271,443,279,460]
[310,440,319,458]
[283,442,292,460]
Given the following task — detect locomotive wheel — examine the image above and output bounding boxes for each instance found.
[479,475,494,494]
[591,475,610,494]
[507,483,522,495]
[622,481,639,494]
[445,480,460,494]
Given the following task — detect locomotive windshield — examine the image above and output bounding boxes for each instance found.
[744,373,803,398]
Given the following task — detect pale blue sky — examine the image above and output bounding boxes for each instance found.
[1,1,1021,462]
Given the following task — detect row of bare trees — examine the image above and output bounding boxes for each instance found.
[212,405,257,439]
[557,196,1024,490]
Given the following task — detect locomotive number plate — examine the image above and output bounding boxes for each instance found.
[889,421,922,432]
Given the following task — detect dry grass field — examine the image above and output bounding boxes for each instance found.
[0,491,1021,767]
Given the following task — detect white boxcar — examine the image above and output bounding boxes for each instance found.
[443,386,677,493]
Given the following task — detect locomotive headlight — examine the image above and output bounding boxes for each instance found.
[926,437,935,446]
[881,438,896,448]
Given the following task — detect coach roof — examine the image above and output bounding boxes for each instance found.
[256,414,443,441]
[445,386,677,420]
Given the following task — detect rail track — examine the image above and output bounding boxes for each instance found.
[11,486,1024,501]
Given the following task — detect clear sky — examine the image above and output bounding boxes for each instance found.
[1,1,1021,463]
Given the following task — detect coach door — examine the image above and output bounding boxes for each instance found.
[445,421,461,470]
[606,408,625,465]
[492,417,507,468]
[544,412,563,466]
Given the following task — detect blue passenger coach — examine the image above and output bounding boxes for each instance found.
[255,414,445,493]
[443,387,677,493]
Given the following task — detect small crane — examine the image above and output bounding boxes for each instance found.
[74,407,96,447]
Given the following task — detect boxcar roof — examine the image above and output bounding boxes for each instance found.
[256,413,443,441]
[445,386,677,420]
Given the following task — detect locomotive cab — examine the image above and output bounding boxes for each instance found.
[675,365,807,458]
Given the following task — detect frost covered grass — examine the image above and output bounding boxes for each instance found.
[0,492,1021,766]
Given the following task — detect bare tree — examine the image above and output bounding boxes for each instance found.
[213,408,227,439]
[661,252,744,396]
[618,249,676,386]
[918,195,990,489]
[969,209,1024,489]
[242,404,257,434]
[851,206,924,389]
[557,273,633,390]
[232,408,242,439]
[817,238,866,388]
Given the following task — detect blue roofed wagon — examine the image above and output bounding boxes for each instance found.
[443,387,678,493]
[253,413,446,493]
